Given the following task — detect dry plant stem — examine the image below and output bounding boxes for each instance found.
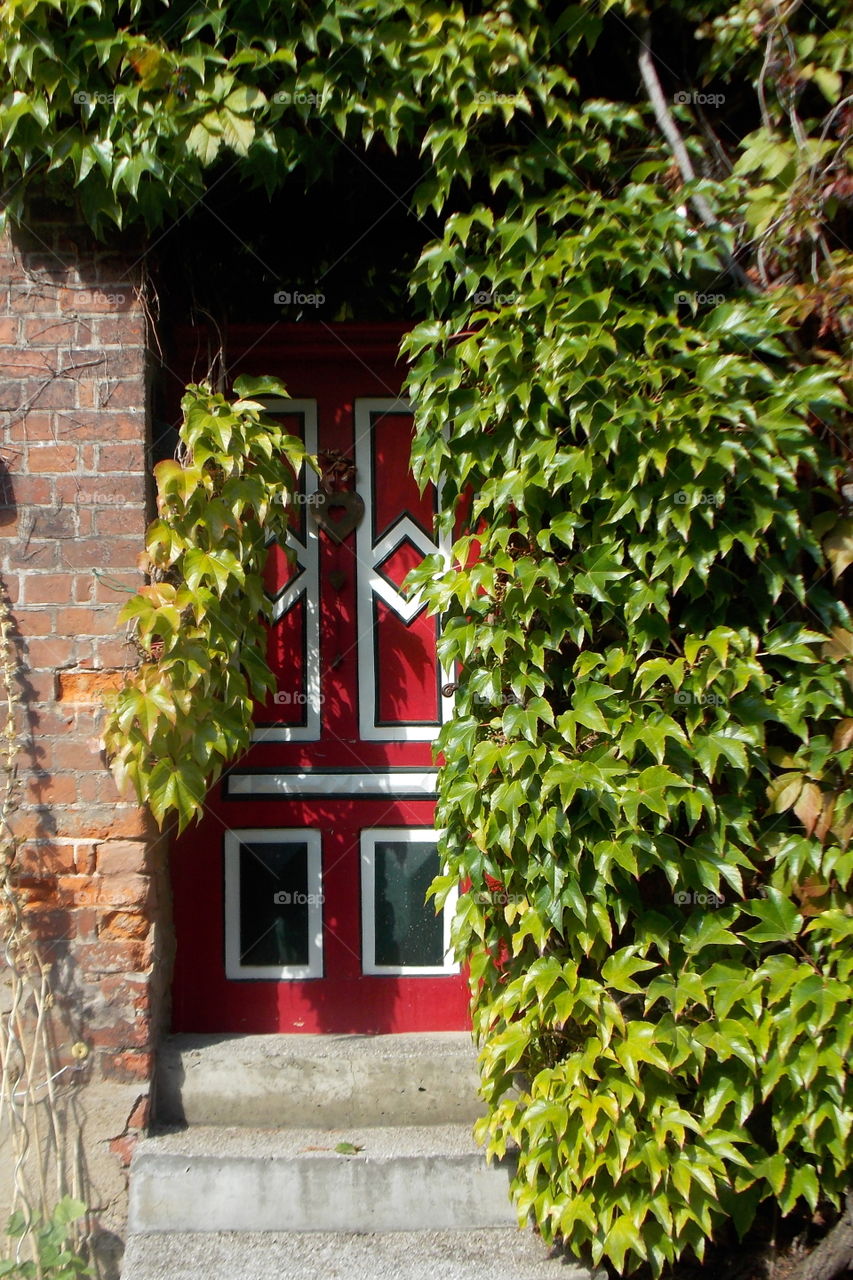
[636,31,757,295]
[0,588,82,1268]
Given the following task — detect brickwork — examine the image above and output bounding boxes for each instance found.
[0,217,169,1258]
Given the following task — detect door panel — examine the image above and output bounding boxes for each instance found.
[170,326,468,1034]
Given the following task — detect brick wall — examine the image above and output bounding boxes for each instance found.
[0,215,168,1270]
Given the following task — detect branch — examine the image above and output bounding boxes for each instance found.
[636,31,757,295]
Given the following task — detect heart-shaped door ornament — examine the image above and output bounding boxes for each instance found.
[309,490,365,543]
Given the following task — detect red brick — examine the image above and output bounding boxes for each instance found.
[94,506,148,536]
[94,318,145,345]
[75,939,153,975]
[97,874,152,910]
[27,444,77,472]
[0,318,20,342]
[25,773,78,804]
[57,606,120,637]
[15,608,56,637]
[30,379,79,410]
[84,411,146,441]
[100,1049,154,1082]
[54,475,145,507]
[17,841,76,877]
[95,840,150,876]
[24,635,77,669]
[0,349,52,373]
[99,974,152,1016]
[87,380,142,410]
[57,874,100,907]
[98,911,150,941]
[74,840,98,874]
[24,574,73,604]
[126,1095,150,1129]
[49,737,103,771]
[78,773,122,804]
[8,542,58,570]
[90,1017,150,1049]
[8,289,59,314]
[23,319,83,346]
[21,907,75,941]
[17,669,56,701]
[96,443,146,472]
[57,668,126,702]
[7,475,53,504]
[59,537,143,571]
[93,638,136,668]
[92,572,141,603]
[13,411,54,440]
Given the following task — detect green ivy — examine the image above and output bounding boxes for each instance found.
[103,377,309,831]
[1,1199,91,1279]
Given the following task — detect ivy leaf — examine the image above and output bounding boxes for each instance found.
[742,889,803,946]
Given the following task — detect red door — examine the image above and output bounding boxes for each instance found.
[170,326,469,1033]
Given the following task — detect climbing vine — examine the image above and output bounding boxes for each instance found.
[103,377,309,831]
[2,0,852,1275]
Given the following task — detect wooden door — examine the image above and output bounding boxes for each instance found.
[170,326,469,1033]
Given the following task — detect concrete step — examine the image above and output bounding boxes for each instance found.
[156,1033,482,1128]
[121,1228,602,1280]
[128,1124,516,1234]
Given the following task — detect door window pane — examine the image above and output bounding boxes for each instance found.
[361,829,458,975]
[225,830,322,979]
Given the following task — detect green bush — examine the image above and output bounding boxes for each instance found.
[1,1199,91,1279]
[404,184,852,1277]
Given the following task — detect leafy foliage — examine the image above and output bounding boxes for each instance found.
[103,377,308,831]
[1,1199,91,1279]
[400,4,853,1271]
[3,0,853,1274]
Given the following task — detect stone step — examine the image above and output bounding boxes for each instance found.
[156,1032,482,1129]
[121,1228,601,1280]
[128,1124,516,1234]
